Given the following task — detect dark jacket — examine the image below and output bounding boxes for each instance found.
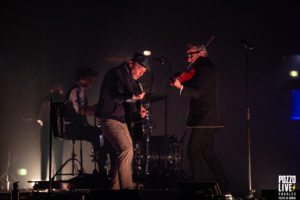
[95,62,141,122]
[181,57,222,127]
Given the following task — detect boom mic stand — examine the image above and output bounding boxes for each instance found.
[163,57,172,137]
[241,40,256,199]
[150,56,172,137]
[149,56,173,175]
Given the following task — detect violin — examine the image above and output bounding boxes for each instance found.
[174,68,196,82]
[171,35,215,83]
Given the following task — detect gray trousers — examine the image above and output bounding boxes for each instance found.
[99,119,135,190]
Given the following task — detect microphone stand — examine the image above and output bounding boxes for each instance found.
[163,58,172,137]
[150,56,172,137]
[148,56,172,174]
[242,41,256,199]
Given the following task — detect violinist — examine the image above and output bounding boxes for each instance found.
[170,43,229,193]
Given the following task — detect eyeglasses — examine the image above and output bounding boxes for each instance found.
[187,51,200,58]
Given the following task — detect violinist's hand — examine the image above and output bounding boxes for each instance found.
[170,78,183,90]
[140,106,147,118]
[133,92,146,100]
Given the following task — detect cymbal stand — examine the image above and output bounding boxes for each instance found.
[51,139,84,182]
[143,102,154,175]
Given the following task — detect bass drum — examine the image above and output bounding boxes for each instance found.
[148,135,183,175]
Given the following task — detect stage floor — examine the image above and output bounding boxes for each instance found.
[0,189,290,200]
[0,173,295,200]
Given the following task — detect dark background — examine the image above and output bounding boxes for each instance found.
[0,1,299,197]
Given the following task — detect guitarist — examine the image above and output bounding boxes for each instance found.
[96,53,149,190]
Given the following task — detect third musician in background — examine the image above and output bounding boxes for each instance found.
[170,43,229,193]
[65,67,102,171]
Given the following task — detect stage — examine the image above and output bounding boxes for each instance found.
[0,173,295,200]
[0,188,294,200]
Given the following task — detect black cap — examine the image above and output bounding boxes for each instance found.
[131,53,151,71]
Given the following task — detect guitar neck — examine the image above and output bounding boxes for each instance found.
[138,82,144,93]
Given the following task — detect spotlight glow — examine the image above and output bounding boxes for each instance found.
[290,70,298,78]
[17,168,27,176]
[143,50,151,56]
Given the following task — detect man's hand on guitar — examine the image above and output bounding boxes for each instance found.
[133,92,146,100]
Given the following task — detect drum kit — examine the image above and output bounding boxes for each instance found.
[49,93,184,184]
[102,93,184,179]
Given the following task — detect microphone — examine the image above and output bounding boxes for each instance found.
[151,56,166,64]
[241,40,254,50]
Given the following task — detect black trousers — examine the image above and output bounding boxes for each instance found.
[187,128,229,193]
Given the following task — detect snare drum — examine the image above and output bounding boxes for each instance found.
[132,135,183,177]
[148,135,182,174]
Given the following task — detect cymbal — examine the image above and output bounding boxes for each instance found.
[144,94,166,103]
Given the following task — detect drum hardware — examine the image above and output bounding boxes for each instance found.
[50,102,86,183]
[147,135,183,176]
[144,134,150,175]
[131,102,184,178]
[96,133,116,180]
[52,139,85,179]
[90,126,106,175]
[141,103,153,176]
[132,102,153,178]
[94,102,184,181]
